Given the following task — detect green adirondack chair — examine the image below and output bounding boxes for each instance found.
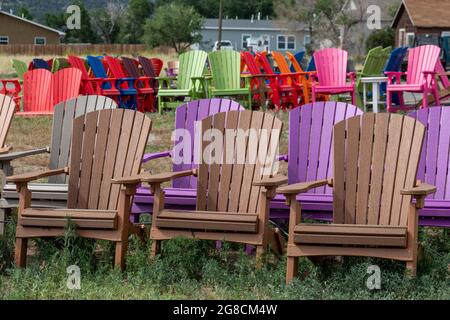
[11,59,28,81]
[157,50,208,114]
[207,50,252,109]
[51,58,70,73]
[356,46,392,107]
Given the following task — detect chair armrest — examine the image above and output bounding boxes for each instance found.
[7,167,69,183]
[142,151,171,164]
[277,179,330,195]
[0,146,49,162]
[277,154,288,162]
[253,174,288,187]
[401,183,436,196]
[0,145,12,154]
[141,169,197,184]
[422,71,437,75]
[112,175,143,185]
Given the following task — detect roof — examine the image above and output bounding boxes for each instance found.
[0,10,65,36]
[391,0,450,28]
[203,18,308,32]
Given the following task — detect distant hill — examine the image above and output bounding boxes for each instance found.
[0,0,120,21]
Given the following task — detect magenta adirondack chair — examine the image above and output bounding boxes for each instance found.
[386,45,441,112]
[131,98,245,222]
[409,107,450,227]
[311,48,356,104]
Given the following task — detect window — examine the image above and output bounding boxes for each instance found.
[287,36,296,50]
[261,34,270,50]
[277,35,296,50]
[398,28,405,47]
[406,32,415,47]
[277,35,286,49]
[242,34,251,50]
[34,37,46,45]
[0,36,9,45]
[304,35,311,46]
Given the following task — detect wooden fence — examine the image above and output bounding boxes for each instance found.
[0,44,148,56]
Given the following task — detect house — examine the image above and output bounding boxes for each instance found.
[199,17,310,53]
[341,0,395,55]
[391,0,450,47]
[0,10,65,45]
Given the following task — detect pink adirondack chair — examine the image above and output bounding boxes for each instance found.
[20,68,82,115]
[311,48,356,105]
[386,45,441,112]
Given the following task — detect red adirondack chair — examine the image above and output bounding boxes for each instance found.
[150,58,163,76]
[386,45,441,112]
[254,52,299,109]
[240,51,272,108]
[20,68,82,115]
[119,57,156,112]
[68,55,103,95]
[311,48,356,105]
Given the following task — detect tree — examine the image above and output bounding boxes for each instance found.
[119,0,154,44]
[91,1,125,44]
[365,28,395,52]
[18,6,33,20]
[45,1,97,43]
[142,3,203,54]
[274,0,318,54]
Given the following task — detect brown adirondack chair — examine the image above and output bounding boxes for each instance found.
[8,109,151,269]
[0,94,16,235]
[144,110,286,260]
[278,113,436,283]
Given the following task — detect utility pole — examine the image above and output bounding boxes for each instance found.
[217,0,223,50]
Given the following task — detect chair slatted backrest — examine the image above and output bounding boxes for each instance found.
[87,56,111,89]
[51,58,70,73]
[286,51,305,73]
[255,52,275,75]
[138,56,157,78]
[409,107,450,201]
[360,46,382,76]
[150,58,163,76]
[288,102,362,194]
[32,58,51,71]
[314,48,348,87]
[208,50,241,90]
[435,60,450,88]
[406,45,441,85]
[0,94,15,148]
[52,68,82,107]
[242,51,261,75]
[272,51,293,74]
[172,99,244,189]
[22,69,53,113]
[306,56,316,72]
[384,47,407,72]
[67,109,151,210]
[178,50,208,90]
[333,113,425,226]
[105,56,127,78]
[68,56,96,95]
[122,57,141,78]
[197,110,283,214]
[11,59,28,80]
[49,95,118,184]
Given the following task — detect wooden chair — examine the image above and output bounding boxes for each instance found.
[144,110,286,260]
[132,99,244,222]
[279,113,435,283]
[8,108,151,269]
[1,96,117,219]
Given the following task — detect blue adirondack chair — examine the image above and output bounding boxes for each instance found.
[290,50,305,72]
[381,47,408,105]
[86,56,138,109]
[306,56,316,72]
[32,58,51,71]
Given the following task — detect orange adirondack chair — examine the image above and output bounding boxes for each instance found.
[271,51,310,104]
[255,52,299,109]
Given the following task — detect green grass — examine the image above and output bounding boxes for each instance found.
[0,218,449,299]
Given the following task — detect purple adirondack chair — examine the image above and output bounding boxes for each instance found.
[131,98,245,222]
[268,101,362,220]
[386,45,441,112]
[409,107,450,227]
[311,48,356,105]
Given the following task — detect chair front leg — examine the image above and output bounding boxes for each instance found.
[256,186,277,266]
[150,183,165,257]
[286,195,301,284]
[15,182,32,268]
